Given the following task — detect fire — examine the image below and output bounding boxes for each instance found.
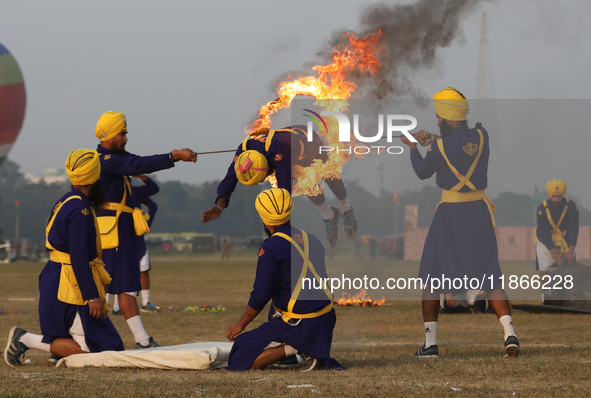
[336,288,385,307]
[266,174,278,188]
[246,31,385,196]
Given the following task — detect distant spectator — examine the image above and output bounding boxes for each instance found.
[353,238,362,259]
[221,238,230,262]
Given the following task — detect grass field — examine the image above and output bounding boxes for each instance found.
[2,257,591,397]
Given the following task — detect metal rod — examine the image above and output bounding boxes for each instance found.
[194,149,236,155]
[378,135,405,139]
[195,134,411,155]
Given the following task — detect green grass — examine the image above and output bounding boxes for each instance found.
[2,259,591,397]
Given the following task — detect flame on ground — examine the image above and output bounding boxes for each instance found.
[246,31,384,196]
[336,288,385,307]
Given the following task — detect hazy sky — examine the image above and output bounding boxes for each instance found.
[2,0,591,207]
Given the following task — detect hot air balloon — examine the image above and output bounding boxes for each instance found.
[0,42,26,168]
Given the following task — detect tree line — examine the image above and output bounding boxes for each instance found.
[1,159,589,243]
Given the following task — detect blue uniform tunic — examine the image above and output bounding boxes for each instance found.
[131,177,159,260]
[96,146,173,293]
[215,126,325,207]
[410,124,502,292]
[227,225,343,371]
[536,198,579,250]
[40,189,124,352]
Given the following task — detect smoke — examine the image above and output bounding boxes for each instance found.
[256,0,484,125]
[318,0,483,99]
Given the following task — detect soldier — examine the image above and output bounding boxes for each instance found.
[202,126,358,247]
[401,88,519,358]
[4,149,124,367]
[535,180,579,302]
[225,188,343,371]
[95,111,196,348]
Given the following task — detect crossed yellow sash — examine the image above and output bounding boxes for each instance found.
[534,199,570,256]
[45,195,111,312]
[271,230,333,324]
[435,129,497,228]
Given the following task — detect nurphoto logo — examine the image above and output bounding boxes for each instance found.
[304,110,418,155]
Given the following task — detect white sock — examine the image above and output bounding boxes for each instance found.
[20,332,51,352]
[126,315,151,346]
[113,296,120,312]
[499,315,516,340]
[284,345,297,356]
[424,321,437,347]
[339,199,351,212]
[317,202,335,220]
[541,293,544,302]
[142,290,150,307]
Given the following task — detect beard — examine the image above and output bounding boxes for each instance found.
[439,119,454,137]
[88,179,107,209]
[112,146,126,156]
[264,225,272,238]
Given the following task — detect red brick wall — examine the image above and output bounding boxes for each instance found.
[577,226,591,259]
[403,206,591,261]
[495,227,535,261]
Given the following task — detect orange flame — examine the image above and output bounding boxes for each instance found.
[246,31,385,196]
[266,174,278,188]
[336,288,386,307]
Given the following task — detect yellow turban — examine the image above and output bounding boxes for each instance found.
[235,150,269,185]
[433,87,470,121]
[65,149,101,186]
[256,188,292,226]
[546,180,567,197]
[95,111,127,141]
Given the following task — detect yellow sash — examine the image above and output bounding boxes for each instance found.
[98,177,150,249]
[534,199,570,256]
[242,129,277,152]
[435,129,497,228]
[271,230,333,324]
[45,195,111,312]
[242,128,309,178]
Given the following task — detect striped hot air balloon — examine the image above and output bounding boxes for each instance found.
[0,42,26,167]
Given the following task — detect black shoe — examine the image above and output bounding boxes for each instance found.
[342,203,359,240]
[140,302,159,313]
[48,353,62,364]
[4,326,29,367]
[413,343,439,358]
[504,335,520,357]
[300,357,319,372]
[135,337,162,349]
[324,207,341,247]
[274,353,306,369]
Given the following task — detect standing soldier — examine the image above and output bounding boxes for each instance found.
[133,175,160,313]
[95,111,196,348]
[400,88,519,358]
[535,180,579,302]
[4,149,124,367]
[109,174,161,314]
